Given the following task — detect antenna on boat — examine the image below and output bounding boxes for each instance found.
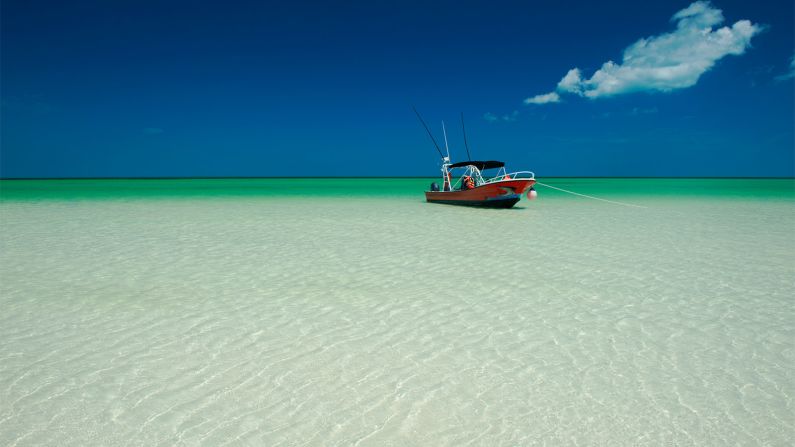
[441,121,451,160]
[460,112,472,161]
[412,106,445,159]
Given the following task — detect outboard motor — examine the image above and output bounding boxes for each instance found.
[430,182,440,192]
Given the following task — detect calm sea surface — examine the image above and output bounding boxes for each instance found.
[1,178,793,446]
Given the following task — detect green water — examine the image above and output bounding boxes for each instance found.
[1,177,793,201]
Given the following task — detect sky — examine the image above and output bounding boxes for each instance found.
[1,0,793,178]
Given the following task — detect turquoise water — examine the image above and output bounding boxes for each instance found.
[1,178,793,445]
[2,177,793,200]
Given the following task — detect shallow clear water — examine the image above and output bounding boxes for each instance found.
[1,179,793,446]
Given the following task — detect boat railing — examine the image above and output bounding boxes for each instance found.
[446,168,535,189]
[482,171,535,184]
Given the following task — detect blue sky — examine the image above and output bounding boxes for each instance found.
[1,0,793,177]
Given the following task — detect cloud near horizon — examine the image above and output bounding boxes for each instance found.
[526,1,763,104]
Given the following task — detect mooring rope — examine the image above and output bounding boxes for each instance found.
[535,181,647,209]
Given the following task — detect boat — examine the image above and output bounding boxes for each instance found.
[425,160,536,208]
[414,108,536,208]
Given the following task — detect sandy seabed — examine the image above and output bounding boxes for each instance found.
[1,190,793,446]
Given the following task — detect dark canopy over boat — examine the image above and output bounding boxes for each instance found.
[448,160,504,170]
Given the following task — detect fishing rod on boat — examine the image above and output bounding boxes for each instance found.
[460,112,472,161]
[412,106,445,159]
[441,121,451,160]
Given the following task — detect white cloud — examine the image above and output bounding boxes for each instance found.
[524,91,560,104]
[775,53,795,81]
[483,112,498,122]
[527,1,763,103]
[671,0,723,29]
[557,69,583,94]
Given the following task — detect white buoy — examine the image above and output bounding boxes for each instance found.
[527,187,538,200]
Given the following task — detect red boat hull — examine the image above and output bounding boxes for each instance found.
[425,179,536,208]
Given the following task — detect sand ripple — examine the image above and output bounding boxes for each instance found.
[1,194,793,445]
